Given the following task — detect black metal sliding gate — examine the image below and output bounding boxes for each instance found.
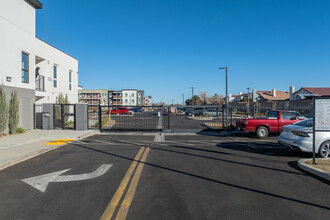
[96,105,225,132]
[98,105,167,132]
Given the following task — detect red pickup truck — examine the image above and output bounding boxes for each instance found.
[236,111,306,138]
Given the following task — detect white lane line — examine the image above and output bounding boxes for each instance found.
[185,140,220,145]
[115,140,144,146]
[156,116,163,129]
[75,139,116,145]
[165,141,196,146]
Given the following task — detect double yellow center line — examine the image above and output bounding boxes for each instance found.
[100,146,150,220]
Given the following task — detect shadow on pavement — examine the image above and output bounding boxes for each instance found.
[69,142,330,212]
[287,161,330,185]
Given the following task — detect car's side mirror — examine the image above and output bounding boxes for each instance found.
[290,117,297,120]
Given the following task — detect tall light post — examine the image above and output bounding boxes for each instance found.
[182,94,185,106]
[247,87,250,118]
[219,66,228,127]
[189,87,194,105]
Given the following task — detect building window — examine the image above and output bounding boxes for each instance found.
[138,93,141,98]
[125,99,128,104]
[138,99,141,104]
[22,52,29,83]
[69,71,72,90]
[132,99,135,104]
[53,65,57,88]
[131,93,135,98]
[125,93,128,98]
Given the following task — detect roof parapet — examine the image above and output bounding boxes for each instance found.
[26,0,43,9]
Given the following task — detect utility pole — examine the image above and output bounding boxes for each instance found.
[189,87,194,105]
[182,94,185,106]
[219,66,229,127]
[247,87,250,118]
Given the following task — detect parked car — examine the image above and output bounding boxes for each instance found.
[236,110,304,138]
[130,107,144,112]
[278,119,330,158]
[107,107,129,115]
[185,107,205,116]
[202,109,222,117]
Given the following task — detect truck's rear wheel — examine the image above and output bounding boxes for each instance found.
[256,126,269,138]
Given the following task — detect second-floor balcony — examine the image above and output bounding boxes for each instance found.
[35,75,45,92]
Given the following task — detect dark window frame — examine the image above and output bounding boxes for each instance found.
[53,65,57,88]
[22,52,29,83]
[69,71,72,90]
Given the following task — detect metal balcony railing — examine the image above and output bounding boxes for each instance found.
[35,75,45,92]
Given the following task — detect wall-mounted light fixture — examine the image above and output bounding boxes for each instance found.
[6,77,12,82]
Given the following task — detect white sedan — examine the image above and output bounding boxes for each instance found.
[278,119,330,158]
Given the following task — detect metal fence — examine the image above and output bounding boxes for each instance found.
[228,102,313,119]
[34,104,43,129]
[88,102,313,132]
[88,105,99,129]
[53,104,76,129]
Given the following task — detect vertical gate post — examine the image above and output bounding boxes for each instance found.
[98,104,102,130]
[74,104,77,130]
[61,104,64,130]
[230,108,233,126]
[222,109,225,130]
[33,104,36,129]
[167,106,170,130]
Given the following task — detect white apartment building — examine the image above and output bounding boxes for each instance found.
[109,89,145,106]
[122,90,137,106]
[0,0,78,130]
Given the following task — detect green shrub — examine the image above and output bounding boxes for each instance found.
[65,121,74,125]
[9,90,19,134]
[95,117,110,127]
[0,84,9,135]
[15,127,25,134]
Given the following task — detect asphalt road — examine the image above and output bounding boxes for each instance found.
[0,134,329,219]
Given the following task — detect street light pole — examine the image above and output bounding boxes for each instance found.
[219,66,229,127]
[182,94,185,106]
[247,87,250,118]
[189,87,194,105]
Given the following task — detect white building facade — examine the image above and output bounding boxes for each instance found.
[122,90,137,106]
[0,0,78,130]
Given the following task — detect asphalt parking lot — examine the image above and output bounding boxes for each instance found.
[0,134,329,219]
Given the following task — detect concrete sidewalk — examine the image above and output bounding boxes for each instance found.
[0,129,99,171]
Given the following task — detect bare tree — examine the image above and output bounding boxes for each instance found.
[199,91,210,105]
[210,93,224,105]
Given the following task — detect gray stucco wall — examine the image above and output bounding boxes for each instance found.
[3,85,35,133]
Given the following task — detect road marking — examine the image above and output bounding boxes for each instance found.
[165,140,196,146]
[100,147,146,220]
[115,147,150,220]
[89,139,116,145]
[43,139,75,145]
[22,164,112,193]
[156,116,163,129]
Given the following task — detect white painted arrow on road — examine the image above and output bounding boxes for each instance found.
[22,164,112,193]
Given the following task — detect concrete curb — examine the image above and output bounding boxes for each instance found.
[298,158,330,181]
[0,130,100,171]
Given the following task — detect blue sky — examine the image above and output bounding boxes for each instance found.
[36,0,330,104]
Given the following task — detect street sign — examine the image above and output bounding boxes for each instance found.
[313,97,330,164]
[22,164,112,192]
[314,99,330,130]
